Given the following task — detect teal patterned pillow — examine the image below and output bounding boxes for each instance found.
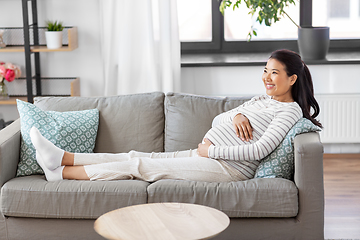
[16,100,99,177]
[254,118,321,180]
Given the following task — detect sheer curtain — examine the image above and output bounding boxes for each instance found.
[99,0,181,95]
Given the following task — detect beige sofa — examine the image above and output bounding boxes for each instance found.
[0,92,324,240]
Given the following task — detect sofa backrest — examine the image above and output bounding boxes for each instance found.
[34,92,165,153]
[34,92,252,154]
[164,93,252,152]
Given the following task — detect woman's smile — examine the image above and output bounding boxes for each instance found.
[265,84,275,90]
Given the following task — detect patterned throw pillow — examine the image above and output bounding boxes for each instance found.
[254,118,322,180]
[16,100,99,177]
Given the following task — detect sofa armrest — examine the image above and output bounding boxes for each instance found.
[293,132,324,238]
[0,119,21,187]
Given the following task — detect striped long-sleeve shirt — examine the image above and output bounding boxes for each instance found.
[204,95,303,179]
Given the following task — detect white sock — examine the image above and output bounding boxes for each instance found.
[36,153,64,181]
[30,127,64,170]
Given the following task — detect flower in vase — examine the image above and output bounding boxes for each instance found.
[0,62,21,83]
[4,69,15,82]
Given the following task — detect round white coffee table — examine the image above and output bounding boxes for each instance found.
[94,202,230,240]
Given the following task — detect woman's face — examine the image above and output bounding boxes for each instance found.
[262,58,297,102]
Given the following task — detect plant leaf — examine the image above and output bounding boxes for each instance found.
[46,20,64,31]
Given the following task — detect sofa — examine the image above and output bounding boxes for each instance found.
[0,92,324,240]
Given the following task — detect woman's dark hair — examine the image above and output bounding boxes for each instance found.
[269,49,322,128]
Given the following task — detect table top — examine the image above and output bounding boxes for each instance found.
[94,202,230,240]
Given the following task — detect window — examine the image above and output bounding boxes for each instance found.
[177,0,212,42]
[224,2,299,41]
[178,0,360,53]
[329,0,350,18]
[313,0,360,39]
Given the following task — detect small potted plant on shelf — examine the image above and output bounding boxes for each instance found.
[45,20,64,49]
[0,62,21,100]
[219,0,330,61]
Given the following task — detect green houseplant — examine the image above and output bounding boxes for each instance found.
[46,20,64,32]
[45,20,64,49]
[219,0,299,40]
[219,0,330,60]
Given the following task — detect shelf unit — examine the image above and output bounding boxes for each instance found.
[0,27,78,53]
[0,0,78,104]
[0,78,80,105]
[0,97,28,105]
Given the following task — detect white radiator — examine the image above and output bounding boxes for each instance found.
[315,94,360,143]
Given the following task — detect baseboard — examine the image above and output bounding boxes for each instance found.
[323,143,360,154]
[323,153,360,159]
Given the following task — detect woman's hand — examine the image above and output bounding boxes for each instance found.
[233,113,253,142]
[197,138,213,157]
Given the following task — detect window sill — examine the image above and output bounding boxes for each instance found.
[181,51,360,67]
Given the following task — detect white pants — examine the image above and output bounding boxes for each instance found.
[74,150,244,182]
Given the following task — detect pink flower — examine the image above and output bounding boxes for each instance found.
[6,63,15,70]
[15,67,21,78]
[0,65,5,77]
[0,62,21,82]
[4,69,15,82]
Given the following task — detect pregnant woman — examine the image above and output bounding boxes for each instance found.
[30,49,322,182]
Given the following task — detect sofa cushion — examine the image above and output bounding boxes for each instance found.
[164,93,251,151]
[147,178,298,218]
[34,92,165,154]
[0,175,150,219]
[16,100,99,177]
[254,118,322,180]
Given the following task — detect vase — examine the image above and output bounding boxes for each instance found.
[45,31,63,49]
[298,27,330,61]
[0,81,9,100]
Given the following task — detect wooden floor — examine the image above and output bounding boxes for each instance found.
[323,154,360,239]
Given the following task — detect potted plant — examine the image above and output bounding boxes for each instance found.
[45,20,64,49]
[219,0,330,61]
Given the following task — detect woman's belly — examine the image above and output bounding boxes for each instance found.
[204,122,262,146]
